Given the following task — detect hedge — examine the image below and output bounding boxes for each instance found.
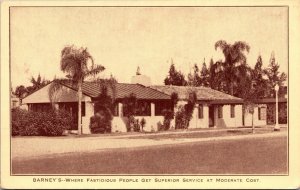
[11,108,73,136]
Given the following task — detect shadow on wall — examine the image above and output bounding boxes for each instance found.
[216,119,227,128]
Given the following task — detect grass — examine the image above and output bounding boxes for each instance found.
[125,128,275,140]
[12,136,287,174]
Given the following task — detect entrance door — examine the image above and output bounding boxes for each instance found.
[209,106,214,127]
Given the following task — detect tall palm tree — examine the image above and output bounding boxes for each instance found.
[214,40,250,96]
[49,45,104,135]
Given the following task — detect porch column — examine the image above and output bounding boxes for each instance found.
[82,101,93,134]
[203,104,209,128]
[151,102,155,116]
[54,103,59,110]
[118,102,123,117]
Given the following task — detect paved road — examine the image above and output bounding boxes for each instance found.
[12,135,287,174]
[12,129,286,159]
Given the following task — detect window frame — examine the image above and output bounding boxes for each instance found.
[198,104,204,119]
[230,105,235,118]
[218,105,223,118]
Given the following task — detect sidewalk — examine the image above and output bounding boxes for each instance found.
[12,126,287,160]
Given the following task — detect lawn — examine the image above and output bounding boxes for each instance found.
[125,128,276,140]
[12,136,287,174]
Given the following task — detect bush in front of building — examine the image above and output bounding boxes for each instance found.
[39,109,73,136]
[11,108,73,136]
[90,108,113,134]
[175,106,188,129]
[162,109,174,130]
[175,92,197,129]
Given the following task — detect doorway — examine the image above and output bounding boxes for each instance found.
[209,106,214,127]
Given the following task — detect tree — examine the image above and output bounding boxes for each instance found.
[187,64,201,86]
[251,55,268,99]
[200,59,210,87]
[49,45,105,135]
[209,59,226,92]
[164,59,187,86]
[214,40,251,96]
[123,93,138,132]
[264,52,287,98]
[14,85,28,98]
[26,74,50,93]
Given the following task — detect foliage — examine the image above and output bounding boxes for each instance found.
[133,119,140,132]
[200,60,210,87]
[140,118,146,132]
[49,45,105,135]
[214,40,251,96]
[164,59,187,86]
[187,64,201,86]
[267,103,287,124]
[11,108,73,136]
[122,93,138,131]
[251,55,268,99]
[91,87,114,134]
[162,109,174,130]
[14,74,50,98]
[171,92,179,105]
[89,110,112,134]
[264,52,287,98]
[175,92,197,129]
[123,93,138,117]
[175,106,188,129]
[14,85,28,99]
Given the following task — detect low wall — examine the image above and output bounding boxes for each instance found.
[112,116,164,133]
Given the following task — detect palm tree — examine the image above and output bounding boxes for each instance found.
[49,45,105,135]
[214,40,250,96]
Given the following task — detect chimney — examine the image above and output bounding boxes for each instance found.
[131,66,152,86]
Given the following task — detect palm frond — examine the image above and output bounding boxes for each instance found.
[48,78,72,104]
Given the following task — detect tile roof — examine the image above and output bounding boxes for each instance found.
[255,98,287,103]
[150,85,243,104]
[61,81,170,100]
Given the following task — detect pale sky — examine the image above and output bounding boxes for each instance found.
[10,7,288,88]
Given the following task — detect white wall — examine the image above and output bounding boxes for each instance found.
[82,101,94,134]
[189,104,209,129]
[215,104,243,128]
[111,116,164,132]
[244,104,267,127]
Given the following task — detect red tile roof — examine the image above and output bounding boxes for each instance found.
[150,85,243,104]
[61,81,171,100]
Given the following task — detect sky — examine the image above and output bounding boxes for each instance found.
[10,7,288,88]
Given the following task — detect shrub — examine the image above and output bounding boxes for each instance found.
[11,108,28,136]
[157,121,164,131]
[140,118,146,132]
[127,115,135,132]
[11,108,73,136]
[90,108,113,134]
[175,92,197,129]
[162,109,174,130]
[175,106,188,129]
[39,109,73,136]
[133,119,140,132]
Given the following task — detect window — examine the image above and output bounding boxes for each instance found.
[258,107,266,120]
[135,101,151,116]
[29,103,51,112]
[230,105,235,118]
[198,104,204,119]
[113,103,119,116]
[155,101,173,116]
[123,101,151,116]
[218,105,223,118]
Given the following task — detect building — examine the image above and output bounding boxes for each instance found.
[21,73,245,134]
